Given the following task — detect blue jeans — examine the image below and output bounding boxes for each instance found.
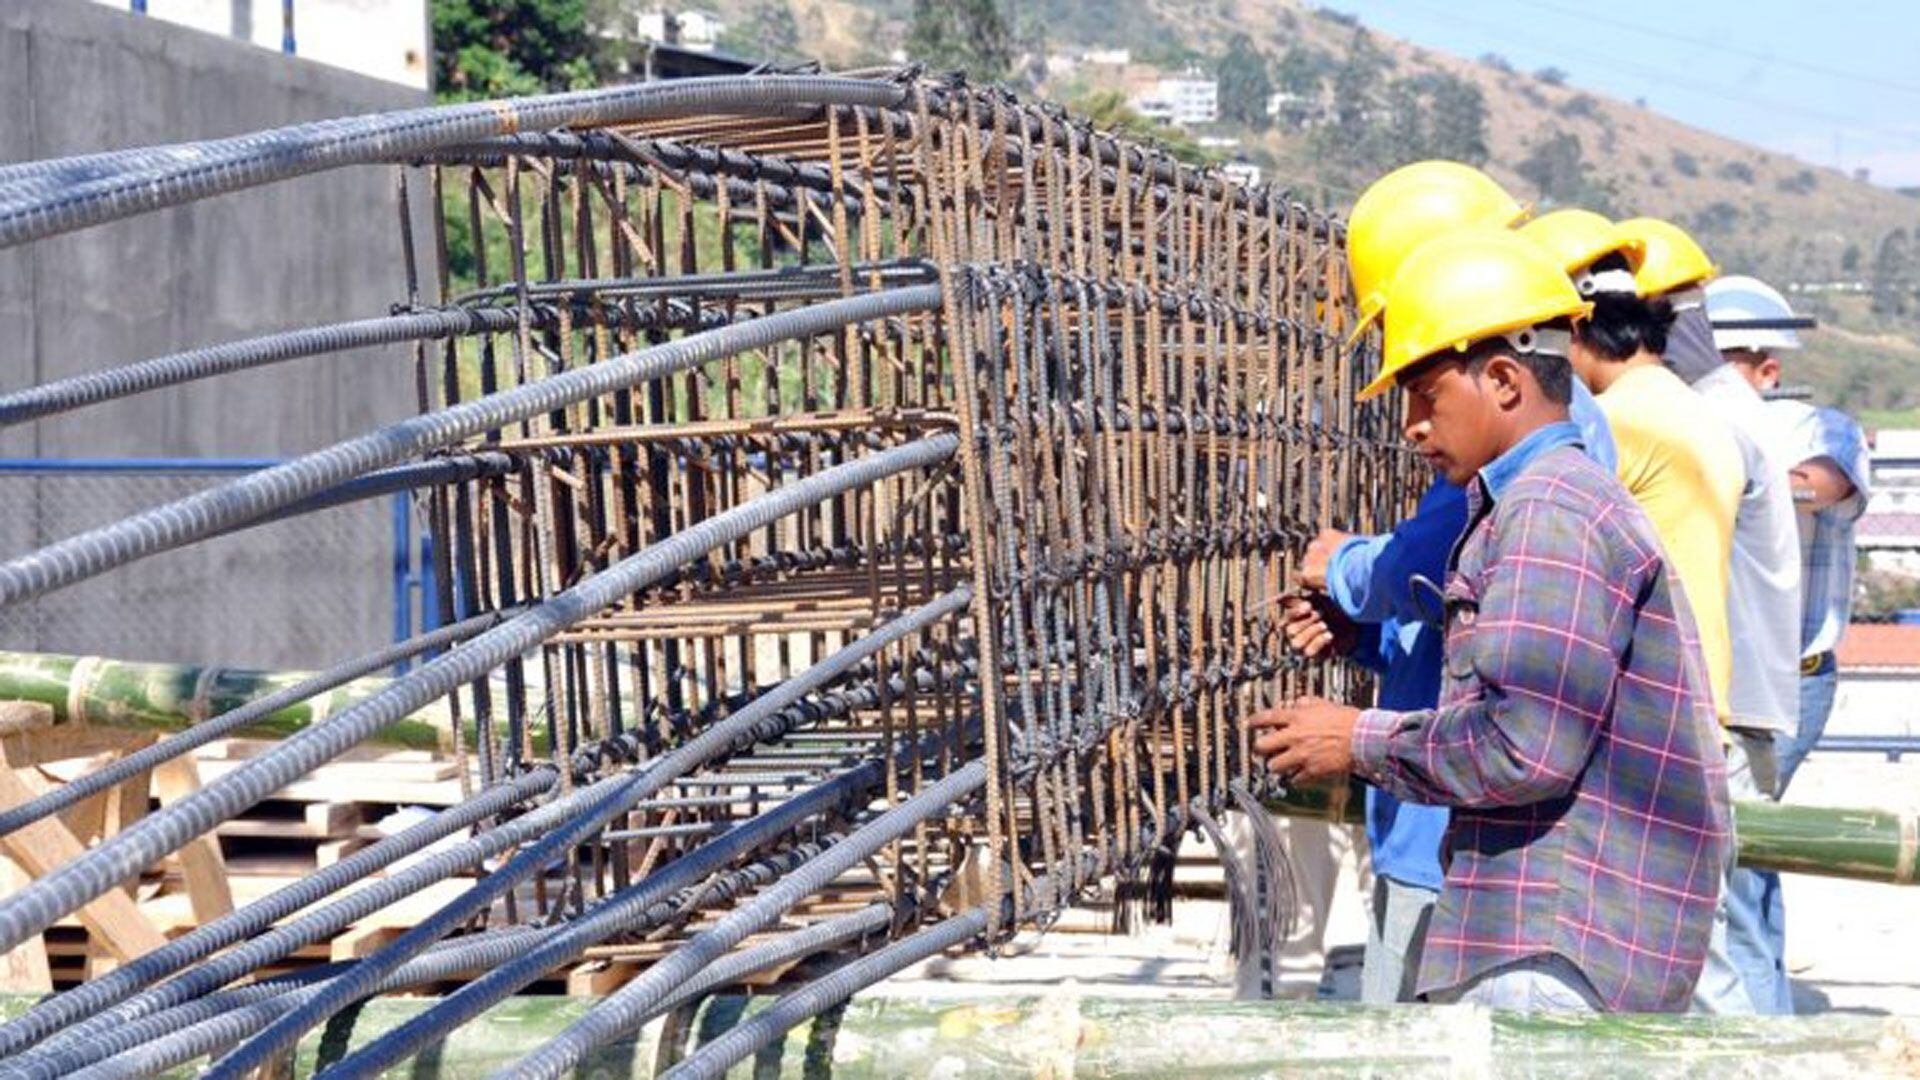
[1362,877,1437,1004]
[1717,731,1787,1015]
[1778,660,1838,791]
[1724,664,1839,1016]
[1428,954,1604,1012]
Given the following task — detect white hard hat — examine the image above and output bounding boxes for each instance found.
[1706,274,1810,353]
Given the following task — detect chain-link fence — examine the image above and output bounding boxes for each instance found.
[0,459,414,671]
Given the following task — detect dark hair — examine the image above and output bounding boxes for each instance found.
[1577,255,1675,361]
[1459,322,1575,405]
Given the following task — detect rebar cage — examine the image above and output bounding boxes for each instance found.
[0,68,1420,1078]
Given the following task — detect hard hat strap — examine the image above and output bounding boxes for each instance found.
[1574,267,1639,298]
[1495,325,1572,359]
[1666,285,1706,311]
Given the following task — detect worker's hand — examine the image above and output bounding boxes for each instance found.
[1280,593,1357,659]
[1247,696,1360,785]
[1294,528,1352,591]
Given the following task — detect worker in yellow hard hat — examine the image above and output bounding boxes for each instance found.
[1529,210,1778,1017]
[1253,226,1731,1014]
[1269,166,1621,1007]
[1245,159,1528,1008]
[1255,162,1525,1006]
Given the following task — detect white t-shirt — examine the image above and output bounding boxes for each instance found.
[1694,364,1802,735]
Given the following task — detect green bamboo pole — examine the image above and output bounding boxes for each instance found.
[1,993,1909,1078]
[0,650,461,752]
[1265,784,1919,886]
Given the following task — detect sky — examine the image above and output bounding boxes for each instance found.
[1323,0,1920,188]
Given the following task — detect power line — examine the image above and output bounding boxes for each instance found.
[1383,0,1920,149]
[1505,0,1920,100]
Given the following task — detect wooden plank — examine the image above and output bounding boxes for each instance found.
[0,766,167,962]
[192,758,470,806]
[153,756,234,924]
[0,858,51,993]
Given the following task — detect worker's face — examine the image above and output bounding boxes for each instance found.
[1399,356,1504,485]
[1723,348,1781,391]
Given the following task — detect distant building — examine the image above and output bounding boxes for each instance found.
[1861,429,1920,576]
[1222,161,1263,187]
[1130,71,1218,127]
[631,9,727,52]
[88,0,429,88]
[1045,53,1080,77]
[1081,48,1132,65]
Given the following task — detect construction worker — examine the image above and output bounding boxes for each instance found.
[1520,213,1759,1014]
[1279,161,1615,1005]
[1252,227,1731,1012]
[1610,223,1804,1017]
[1711,272,1873,1015]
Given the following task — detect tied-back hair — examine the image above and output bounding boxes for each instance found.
[1578,253,1675,361]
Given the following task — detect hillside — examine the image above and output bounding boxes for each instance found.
[709,0,1920,424]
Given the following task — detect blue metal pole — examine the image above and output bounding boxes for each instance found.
[391,495,412,674]
[0,458,279,475]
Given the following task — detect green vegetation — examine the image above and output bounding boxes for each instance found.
[905,0,1012,81]
[431,0,600,101]
[1216,34,1273,130]
[1065,89,1214,165]
[718,0,804,62]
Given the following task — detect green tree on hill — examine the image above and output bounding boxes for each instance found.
[432,0,598,101]
[719,0,803,63]
[1217,34,1274,130]
[907,0,1012,83]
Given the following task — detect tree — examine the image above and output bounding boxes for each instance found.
[1217,34,1274,130]
[718,0,803,64]
[1535,65,1568,85]
[1516,131,1613,211]
[906,0,1011,82]
[1325,29,1387,158]
[1873,228,1911,317]
[1425,73,1489,165]
[432,0,597,101]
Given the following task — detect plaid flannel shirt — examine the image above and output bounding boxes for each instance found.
[1350,429,1731,1013]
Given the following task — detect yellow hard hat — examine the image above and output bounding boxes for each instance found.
[1517,208,1646,297]
[1347,161,1527,329]
[1617,216,1718,297]
[1362,227,1593,400]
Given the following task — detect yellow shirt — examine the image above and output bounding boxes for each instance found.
[1598,364,1744,725]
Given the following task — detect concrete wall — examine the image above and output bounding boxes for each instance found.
[86,0,432,89]
[0,0,430,668]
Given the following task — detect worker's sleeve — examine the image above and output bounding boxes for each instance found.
[1348,494,1630,808]
[1325,478,1467,628]
[1797,406,1872,521]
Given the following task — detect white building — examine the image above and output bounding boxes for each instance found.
[1080,48,1131,65]
[632,9,727,52]
[1860,428,1920,576]
[89,0,429,88]
[1129,72,1218,128]
[1222,161,1262,187]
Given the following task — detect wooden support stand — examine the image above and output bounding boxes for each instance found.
[0,701,233,991]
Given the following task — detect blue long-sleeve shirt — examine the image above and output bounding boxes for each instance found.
[1326,383,1616,891]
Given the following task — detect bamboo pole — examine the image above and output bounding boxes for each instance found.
[0,992,1907,1078]
[0,650,461,753]
[1265,784,1920,886]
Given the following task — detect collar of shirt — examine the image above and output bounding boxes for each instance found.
[1474,420,1584,506]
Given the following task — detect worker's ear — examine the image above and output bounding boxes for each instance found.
[1479,353,1527,410]
[1757,354,1783,390]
